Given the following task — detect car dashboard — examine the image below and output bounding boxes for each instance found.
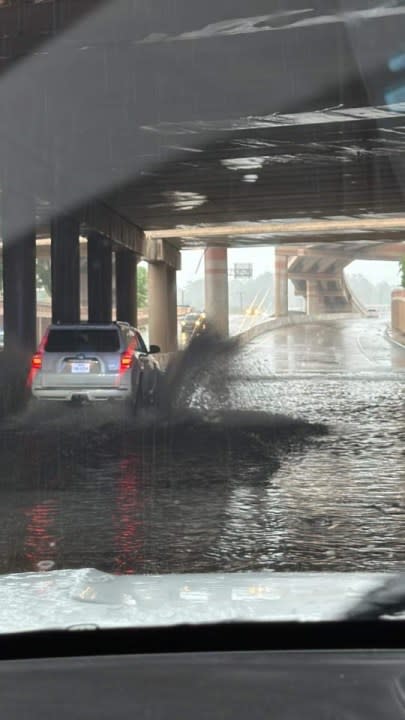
[1,621,405,719]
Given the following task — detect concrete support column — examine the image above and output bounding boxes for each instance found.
[274,249,289,317]
[51,214,80,323]
[204,246,229,336]
[392,288,405,334]
[116,249,138,326]
[87,232,112,323]
[167,265,178,350]
[148,262,178,352]
[80,259,88,317]
[2,189,36,352]
[112,253,117,321]
[306,279,321,316]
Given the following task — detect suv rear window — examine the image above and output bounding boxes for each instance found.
[45,329,121,353]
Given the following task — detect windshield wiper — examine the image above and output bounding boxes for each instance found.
[345,575,405,620]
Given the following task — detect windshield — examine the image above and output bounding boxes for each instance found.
[0,0,405,634]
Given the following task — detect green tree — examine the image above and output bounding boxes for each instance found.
[0,258,50,296]
[36,258,52,296]
[3,258,149,304]
[137,265,147,308]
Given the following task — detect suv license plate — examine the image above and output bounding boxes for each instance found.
[71,362,91,373]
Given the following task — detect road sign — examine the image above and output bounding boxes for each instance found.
[233,263,253,278]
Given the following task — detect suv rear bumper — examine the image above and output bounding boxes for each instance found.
[31,387,132,402]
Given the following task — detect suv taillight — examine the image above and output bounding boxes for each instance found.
[27,352,43,388]
[31,353,42,369]
[120,350,133,371]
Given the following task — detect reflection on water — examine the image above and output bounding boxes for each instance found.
[0,407,324,575]
[24,500,58,572]
[114,457,144,574]
[1,373,404,576]
[0,319,403,576]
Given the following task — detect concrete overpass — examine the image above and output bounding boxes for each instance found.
[274,240,405,316]
[1,0,405,351]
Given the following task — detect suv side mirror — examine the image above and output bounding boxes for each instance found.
[149,344,160,354]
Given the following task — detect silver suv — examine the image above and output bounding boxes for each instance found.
[29,322,161,406]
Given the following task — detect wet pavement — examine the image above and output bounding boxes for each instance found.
[0,316,404,576]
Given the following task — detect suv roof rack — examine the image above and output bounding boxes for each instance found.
[50,321,138,330]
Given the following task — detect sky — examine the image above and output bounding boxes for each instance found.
[177,247,402,288]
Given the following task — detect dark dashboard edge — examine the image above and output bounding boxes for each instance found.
[0,621,403,660]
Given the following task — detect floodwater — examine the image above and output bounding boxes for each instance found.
[0,317,404,576]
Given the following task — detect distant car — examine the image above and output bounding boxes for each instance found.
[29,322,161,407]
[181,312,207,336]
[366,308,379,318]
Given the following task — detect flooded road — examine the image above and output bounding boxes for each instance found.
[0,316,404,576]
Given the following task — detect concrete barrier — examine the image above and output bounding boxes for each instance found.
[385,327,405,350]
[388,288,405,350]
[232,312,351,347]
[391,289,405,338]
[157,312,352,369]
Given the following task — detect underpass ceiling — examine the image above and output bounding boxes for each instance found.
[129,111,405,242]
[1,0,405,250]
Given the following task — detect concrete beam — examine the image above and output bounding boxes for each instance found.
[81,201,146,255]
[317,289,345,297]
[145,237,181,270]
[146,217,405,242]
[289,271,341,281]
[35,236,85,259]
[317,258,339,273]
[278,239,405,260]
[282,245,349,258]
[354,242,405,260]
